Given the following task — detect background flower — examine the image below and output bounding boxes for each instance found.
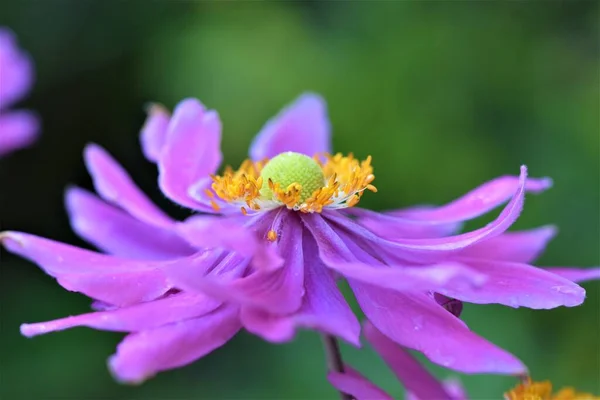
[0,2,598,399]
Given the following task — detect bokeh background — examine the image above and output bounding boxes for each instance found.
[1,1,598,399]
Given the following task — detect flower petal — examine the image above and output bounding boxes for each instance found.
[84,144,174,227]
[0,111,39,156]
[175,212,283,271]
[392,172,552,223]
[0,28,33,108]
[322,166,531,263]
[1,231,172,305]
[139,104,170,162]
[351,283,526,374]
[166,214,304,315]
[20,292,221,337]
[543,267,600,284]
[108,304,240,384]
[304,213,487,292]
[249,93,331,160]
[441,258,586,309]
[364,321,455,400]
[240,230,360,346]
[457,226,557,263]
[327,366,393,400]
[65,187,194,260]
[158,98,222,211]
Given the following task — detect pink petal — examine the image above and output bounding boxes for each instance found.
[393,173,552,223]
[0,110,39,156]
[544,267,600,284]
[20,292,221,337]
[0,28,33,108]
[167,215,304,315]
[364,321,455,400]
[175,213,283,271]
[407,379,468,400]
[249,93,331,160]
[442,258,586,309]
[65,187,194,260]
[1,231,173,305]
[457,226,557,263]
[139,104,170,163]
[322,166,532,263]
[158,98,222,211]
[304,213,487,292]
[327,366,393,400]
[351,283,526,374]
[240,231,360,346]
[108,304,240,384]
[84,144,174,228]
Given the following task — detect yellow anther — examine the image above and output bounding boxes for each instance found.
[267,230,278,241]
[505,378,599,400]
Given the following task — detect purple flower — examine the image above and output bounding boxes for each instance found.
[0,28,38,156]
[2,94,598,385]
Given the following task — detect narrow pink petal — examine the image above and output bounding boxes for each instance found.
[0,111,39,156]
[544,267,600,284]
[351,283,526,374]
[20,292,221,337]
[249,93,331,160]
[84,144,174,227]
[407,379,468,400]
[1,231,173,305]
[348,207,462,240]
[108,304,240,384]
[304,213,487,292]
[158,98,222,211]
[322,166,531,263]
[393,173,552,223]
[365,321,457,400]
[443,258,586,309]
[328,366,393,400]
[167,215,304,315]
[175,212,283,271]
[457,226,557,263]
[65,187,194,260]
[240,231,360,346]
[0,28,33,108]
[139,104,170,162]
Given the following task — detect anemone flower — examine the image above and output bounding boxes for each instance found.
[2,93,598,388]
[0,28,38,156]
[328,322,598,400]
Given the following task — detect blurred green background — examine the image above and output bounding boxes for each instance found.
[1,1,598,399]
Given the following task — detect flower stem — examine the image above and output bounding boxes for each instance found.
[321,334,353,400]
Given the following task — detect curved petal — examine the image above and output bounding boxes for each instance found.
[351,283,526,374]
[407,379,467,400]
[240,231,360,346]
[84,144,174,228]
[457,226,557,263]
[443,258,586,309]
[364,321,455,400]
[327,366,393,400]
[140,104,170,163]
[1,231,173,305]
[392,173,552,224]
[0,111,39,156]
[20,292,221,337]
[0,28,33,108]
[175,212,283,271]
[66,187,195,260]
[321,166,531,263]
[249,93,331,160]
[304,213,487,292]
[543,267,600,284]
[158,98,222,211]
[167,214,304,315]
[108,304,240,384]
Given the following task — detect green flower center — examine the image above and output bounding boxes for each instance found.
[259,152,325,203]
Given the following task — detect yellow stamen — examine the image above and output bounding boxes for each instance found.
[209,152,376,214]
[267,230,278,241]
[504,378,599,400]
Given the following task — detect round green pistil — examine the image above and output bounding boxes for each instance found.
[259,152,325,203]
